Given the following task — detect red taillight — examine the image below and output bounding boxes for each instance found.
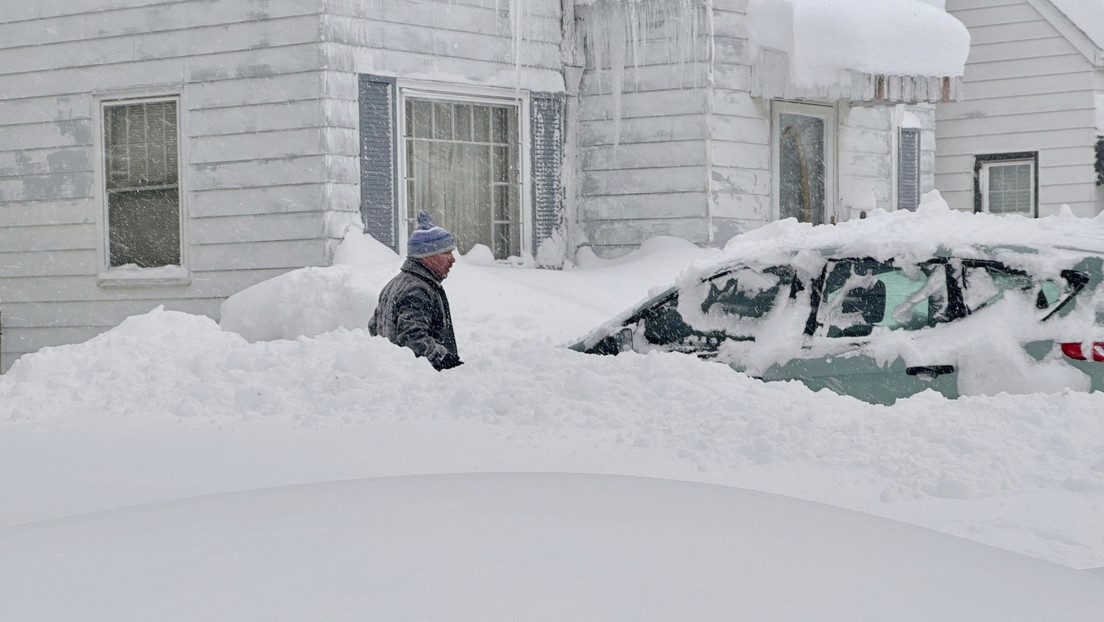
[1060,342,1104,362]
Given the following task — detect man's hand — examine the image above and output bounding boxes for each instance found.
[436,353,464,370]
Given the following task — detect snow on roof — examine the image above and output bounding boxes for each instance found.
[1049,0,1104,51]
[747,0,970,89]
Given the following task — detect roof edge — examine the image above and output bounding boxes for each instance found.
[1023,0,1104,68]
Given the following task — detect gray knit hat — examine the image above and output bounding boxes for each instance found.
[408,211,457,258]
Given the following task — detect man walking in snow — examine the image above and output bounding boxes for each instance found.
[369,211,463,371]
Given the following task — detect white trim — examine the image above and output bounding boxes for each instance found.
[770,100,837,224]
[395,81,532,259]
[93,89,189,287]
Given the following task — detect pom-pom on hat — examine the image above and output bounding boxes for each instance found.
[407,211,457,258]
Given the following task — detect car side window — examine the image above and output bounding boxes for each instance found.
[959,261,1072,316]
[818,260,945,338]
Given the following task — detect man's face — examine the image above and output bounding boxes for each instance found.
[420,250,456,280]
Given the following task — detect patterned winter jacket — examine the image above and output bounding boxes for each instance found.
[369,257,462,370]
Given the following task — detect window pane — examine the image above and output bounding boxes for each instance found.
[473,106,490,143]
[454,104,472,141]
[403,98,520,259]
[409,100,432,139]
[778,113,826,224]
[494,184,509,221]
[492,107,508,144]
[108,188,180,267]
[819,260,945,337]
[987,162,1032,214]
[433,102,452,140]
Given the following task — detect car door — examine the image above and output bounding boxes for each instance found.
[760,258,961,404]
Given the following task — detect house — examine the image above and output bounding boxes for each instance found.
[0,0,967,371]
[937,0,1104,218]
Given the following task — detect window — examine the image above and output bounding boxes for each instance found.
[898,128,921,211]
[102,98,181,268]
[974,152,1037,217]
[403,96,521,259]
[772,101,836,225]
[816,259,951,338]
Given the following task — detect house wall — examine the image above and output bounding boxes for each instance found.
[938,0,1100,217]
[320,0,565,255]
[709,0,770,243]
[577,0,936,255]
[839,103,938,217]
[0,0,334,371]
[574,0,713,258]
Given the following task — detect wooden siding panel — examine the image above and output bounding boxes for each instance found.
[189,184,326,218]
[190,128,327,164]
[582,166,707,197]
[0,269,291,304]
[189,156,341,191]
[579,115,708,146]
[579,89,709,122]
[0,250,96,278]
[191,213,326,245]
[583,141,707,171]
[188,101,327,137]
[937,108,1096,139]
[0,198,94,227]
[964,54,1090,83]
[0,148,93,179]
[0,224,96,252]
[190,239,327,271]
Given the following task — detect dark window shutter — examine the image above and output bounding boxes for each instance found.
[359,75,398,251]
[898,128,921,211]
[530,92,564,246]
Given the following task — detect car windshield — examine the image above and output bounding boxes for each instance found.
[634,265,796,353]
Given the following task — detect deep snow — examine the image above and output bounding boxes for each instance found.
[2,200,1103,574]
[3,473,1103,622]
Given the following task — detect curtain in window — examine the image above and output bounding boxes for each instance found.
[405,99,519,259]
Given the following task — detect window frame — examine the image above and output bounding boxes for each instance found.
[395,82,531,259]
[93,91,188,287]
[770,100,837,225]
[973,152,1038,218]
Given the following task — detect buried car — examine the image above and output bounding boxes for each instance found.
[572,209,1104,404]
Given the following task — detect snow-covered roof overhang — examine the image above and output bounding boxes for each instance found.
[747,0,971,104]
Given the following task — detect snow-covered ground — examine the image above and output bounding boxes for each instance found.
[1,202,1104,618]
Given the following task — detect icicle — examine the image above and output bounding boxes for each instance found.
[582,0,713,148]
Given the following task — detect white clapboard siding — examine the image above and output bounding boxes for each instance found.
[937,0,1101,215]
[708,2,770,241]
[0,0,332,371]
[579,115,708,146]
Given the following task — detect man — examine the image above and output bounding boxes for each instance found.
[369,211,463,370]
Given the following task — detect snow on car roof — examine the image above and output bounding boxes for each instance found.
[683,195,1104,283]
